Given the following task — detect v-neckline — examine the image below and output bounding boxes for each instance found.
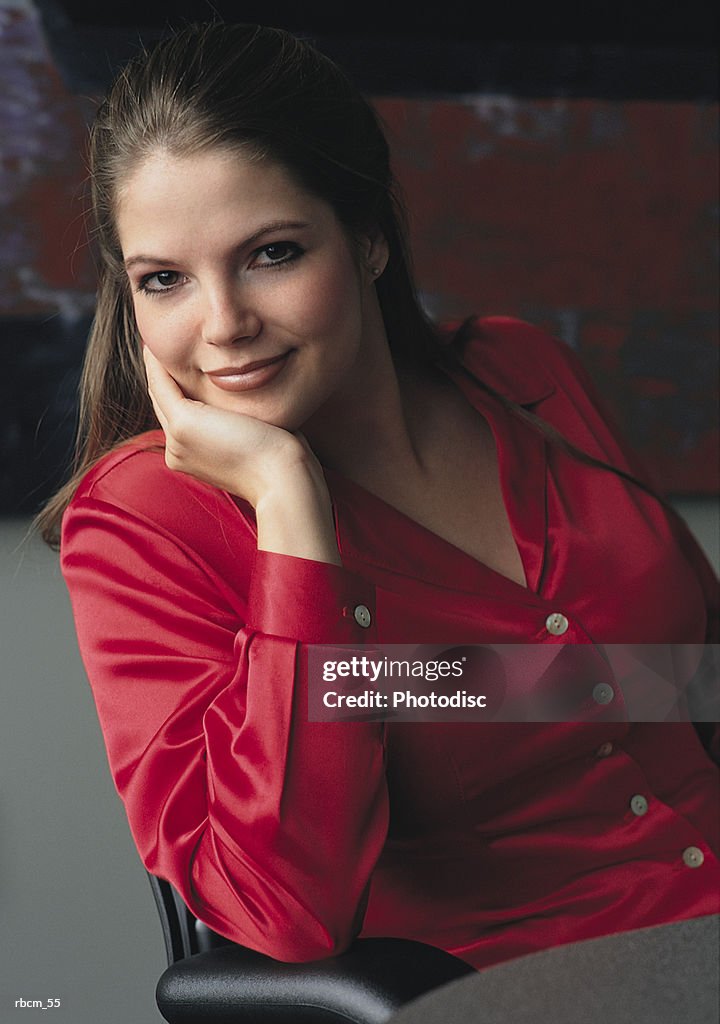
[322,375,549,597]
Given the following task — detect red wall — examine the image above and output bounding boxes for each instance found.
[376,96,719,493]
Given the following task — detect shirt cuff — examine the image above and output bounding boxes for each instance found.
[245,549,377,644]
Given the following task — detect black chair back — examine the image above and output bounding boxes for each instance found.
[147,872,232,966]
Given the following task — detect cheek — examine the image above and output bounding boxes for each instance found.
[133,303,193,367]
[291,257,363,335]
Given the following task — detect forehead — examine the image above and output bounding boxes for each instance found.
[115,148,332,254]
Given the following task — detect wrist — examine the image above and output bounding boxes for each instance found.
[255,466,341,565]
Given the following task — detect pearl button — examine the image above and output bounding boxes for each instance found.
[592,683,615,705]
[630,794,648,816]
[596,741,614,758]
[682,846,704,868]
[353,604,372,628]
[545,612,569,636]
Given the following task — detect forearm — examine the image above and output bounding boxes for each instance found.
[189,631,387,959]
[255,463,341,565]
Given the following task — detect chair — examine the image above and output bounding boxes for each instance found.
[148,873,475,1023]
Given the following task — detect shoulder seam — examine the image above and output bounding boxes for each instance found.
[83,443,164,498]
[459,317,558,405]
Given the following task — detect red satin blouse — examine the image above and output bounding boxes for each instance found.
[61,318,720,970]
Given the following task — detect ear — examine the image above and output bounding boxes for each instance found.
[360,227,389,282]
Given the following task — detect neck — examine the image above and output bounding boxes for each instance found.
[303,349,446,493]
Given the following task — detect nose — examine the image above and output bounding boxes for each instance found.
[201,281,261,347]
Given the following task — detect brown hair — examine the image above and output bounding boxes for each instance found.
[37,21,672,547]
[37,21,442,546]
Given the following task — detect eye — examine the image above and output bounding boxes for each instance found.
[137,270,184,295]
[251,242,304,268]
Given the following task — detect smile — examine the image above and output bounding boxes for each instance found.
[205,351,294,392]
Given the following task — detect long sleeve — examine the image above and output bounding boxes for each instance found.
[61,444,389,961]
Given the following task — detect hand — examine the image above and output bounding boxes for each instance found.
[144,346,306,504]
[143,347,341,563]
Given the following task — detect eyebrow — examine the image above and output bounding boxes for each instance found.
[123,220,311,270]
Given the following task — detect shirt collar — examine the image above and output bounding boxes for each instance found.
[438,316,556,406]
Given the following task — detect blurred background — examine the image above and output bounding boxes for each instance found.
[1,1,717,1021]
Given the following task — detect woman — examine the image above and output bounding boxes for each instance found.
[40,23,718,970]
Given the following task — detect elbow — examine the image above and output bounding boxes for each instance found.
[219,897,366,964]
[187,903,362,964]
[257,925,356,964]
[185,848,368,964]
[246,879,370,963]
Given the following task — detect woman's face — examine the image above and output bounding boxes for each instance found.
[115,148,387,431]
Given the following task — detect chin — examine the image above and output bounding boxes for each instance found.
[219,399,309,434]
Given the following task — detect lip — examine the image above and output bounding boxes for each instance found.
[205,351,293,392]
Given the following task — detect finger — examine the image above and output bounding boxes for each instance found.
[142,348,172,431]
[293,430,314,456]
[143,347,187,427]
[143,345,182,396]
[147,384,169,434]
